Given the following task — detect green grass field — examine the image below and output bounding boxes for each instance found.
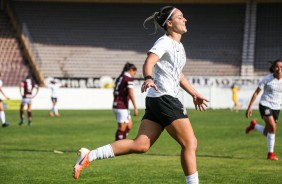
[0,109,281,184]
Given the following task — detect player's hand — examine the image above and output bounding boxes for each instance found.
[141,79,158,93]
[193,95,209,111]
[245,108,252,118]
[134,108,138,116]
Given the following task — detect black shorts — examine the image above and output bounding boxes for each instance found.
[259,104,280,123]
[51,97,58,103]
[142,95,188,128]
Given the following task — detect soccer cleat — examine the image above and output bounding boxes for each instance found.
[268,152,278,161]
[49,112,54,117]
[2,122,10,128]
[28,122,32,126]
[19,120,24,126]
[245,120,256,134]
[73,148,91,179]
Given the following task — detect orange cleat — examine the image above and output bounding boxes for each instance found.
[245,120,256,134]
[73,148,91,179]
[49,112,54,117]
[268,152,279,161]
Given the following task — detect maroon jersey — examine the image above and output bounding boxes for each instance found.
[113,72,134,109]
[20,79,38,98]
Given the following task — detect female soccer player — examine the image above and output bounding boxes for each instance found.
[245,59,282,160]
[18,75,39,126]
[113,62,138,140]
[0,73,10,128]
[48,79,62,117]
[74,6,208,184]
[231,83,241,112]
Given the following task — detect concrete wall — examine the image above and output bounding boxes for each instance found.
[2,81,261,110]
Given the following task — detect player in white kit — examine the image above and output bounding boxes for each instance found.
[0,73,10,128]
[73,6,208,184]
[245,59,282,160]
[48,79,62,117]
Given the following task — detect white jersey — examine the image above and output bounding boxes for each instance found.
[49,83,61,98]
[258,74,282,110]
[147,34,187,97]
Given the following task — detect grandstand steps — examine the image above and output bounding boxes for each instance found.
[0,9,30,86]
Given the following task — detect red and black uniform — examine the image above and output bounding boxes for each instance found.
[113,72,134,109]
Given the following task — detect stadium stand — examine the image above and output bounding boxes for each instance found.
[255,3,282,75]
[10,2,245,78]
[0,9,30,86]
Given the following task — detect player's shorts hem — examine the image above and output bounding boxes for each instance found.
[142,95,188,128]
[259,103,280,123]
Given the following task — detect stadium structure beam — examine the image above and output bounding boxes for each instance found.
[11,0,282,4]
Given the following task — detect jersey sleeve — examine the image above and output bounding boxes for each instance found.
[127,78,134,89]
[148,37,167,59]
[0,80,3,87]
[258,75,270,89]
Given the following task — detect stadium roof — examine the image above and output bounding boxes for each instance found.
[12,0,282,3]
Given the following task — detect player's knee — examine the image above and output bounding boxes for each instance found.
[133,140,150,153]
[182,137,197,152]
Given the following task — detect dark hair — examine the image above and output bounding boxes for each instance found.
[143,6,176,34]
[122,62,137,72]
[269,59,282,73]
[118,62,137,77]
[115,63,137,86]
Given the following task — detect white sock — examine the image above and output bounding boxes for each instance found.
[0,111,6,124]
[89,144,115,162]
[54,106,59,115]
[267,133,275,153]
[185,171,199,184]
[255,124,264,134]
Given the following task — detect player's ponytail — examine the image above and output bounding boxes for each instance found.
[143,6,176,34]
[115,62,137,87]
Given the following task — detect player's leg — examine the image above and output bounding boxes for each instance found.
[124,118,133,139]
[111,119,163,155]
[116,122,127,140]
[73,119,163,179]
[245,119,265,134]
[53,98,59,116]
[0,101,9,127]
[246,104,267,134]
[113,109,130,140]
[166,118,198,184]
[49,98,55,117]
[27,103,32,126]
[19,100,25,125]
[263,115,278,160]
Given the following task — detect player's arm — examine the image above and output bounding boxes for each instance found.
[19,82,24,97]
[245,87,261,118]
[0,87,9,99]
[141,53,158,93]
[32,86,40,98]
[179,73,209,111]
[128,88,138,116]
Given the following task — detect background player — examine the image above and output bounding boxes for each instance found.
[245,59,282,160]
[113,62,138,140]
[231,83,241,112]
[19,75,39,126]
[48,79,62,117]
[0,73,10,128]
